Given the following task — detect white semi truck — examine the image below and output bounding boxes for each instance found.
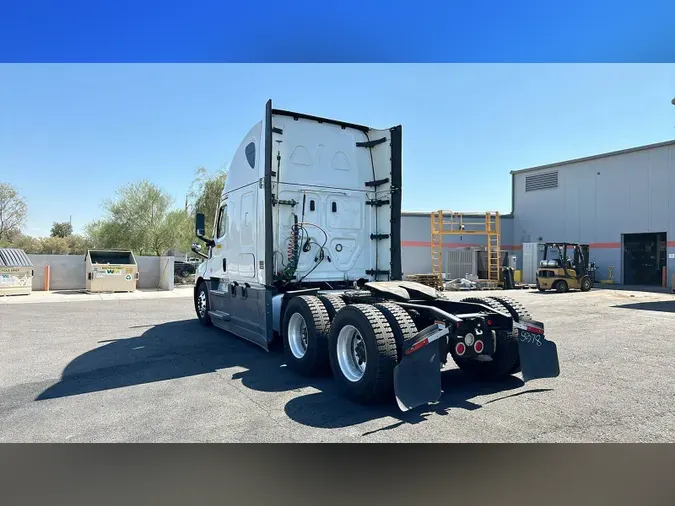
[192,100,560,411]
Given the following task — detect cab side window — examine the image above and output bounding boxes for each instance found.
[216,204,228,239]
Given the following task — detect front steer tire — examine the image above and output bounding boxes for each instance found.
[195,281,212,327]
[328,304,398,405]
[282,295,331,376]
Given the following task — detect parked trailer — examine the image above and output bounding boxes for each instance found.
[191,100,560,411]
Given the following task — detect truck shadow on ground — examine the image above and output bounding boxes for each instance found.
[36,319,547,431]
[613,300,675,313]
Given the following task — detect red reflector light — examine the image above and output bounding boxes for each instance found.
[405,338,429,356]
[487,320,493,326]
[474,340,484,353]
[455,342,466,356]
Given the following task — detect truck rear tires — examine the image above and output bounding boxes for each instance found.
[282,295,331,376]
[195,281,212,327]
[373,302,418,360]
[452,296,526,379]
[555,280,569,293]
[486,296,532,375]
[452,330,520,380]
[317,294,346,321]
[486,295,532,323]
[328,304,398,405]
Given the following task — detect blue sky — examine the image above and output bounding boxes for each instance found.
[1,64,674,236]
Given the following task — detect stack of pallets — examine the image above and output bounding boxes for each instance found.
[405,274,441,289]
[475,279,499,290]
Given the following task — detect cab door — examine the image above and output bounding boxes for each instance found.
[226,188,269,349]
[207,200,232,319]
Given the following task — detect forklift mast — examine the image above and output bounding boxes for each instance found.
[576,244,590,276]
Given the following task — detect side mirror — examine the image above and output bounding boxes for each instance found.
[195,213,206,238]
[195,213,215,248]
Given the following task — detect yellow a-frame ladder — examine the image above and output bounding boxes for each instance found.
[431,210,502,289]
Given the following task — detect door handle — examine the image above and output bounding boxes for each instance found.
[223,258,227,271]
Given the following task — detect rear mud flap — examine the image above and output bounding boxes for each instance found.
[393,324,446,412]
[513,320,560,382]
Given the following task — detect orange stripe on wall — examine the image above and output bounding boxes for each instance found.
[589,242,620,249]
[401,241,482,248]
[402,241,524,249]
[400,242,670,250]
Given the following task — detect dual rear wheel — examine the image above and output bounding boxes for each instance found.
[282,295,416,404]
[281,294,533,405]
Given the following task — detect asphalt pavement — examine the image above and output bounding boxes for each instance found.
[1,287,674,442]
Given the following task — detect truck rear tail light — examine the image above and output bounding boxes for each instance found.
[474,340,484,353]
[455,342,466,356]
[464,333,475,347]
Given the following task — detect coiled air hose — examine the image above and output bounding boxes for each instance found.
[281,214,300,280]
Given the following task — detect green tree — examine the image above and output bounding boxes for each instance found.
[160,209,193,255]
[0,183,28,243]
[65,234,93,255]
[7,234,42,254]
[85,219,126,251]
[186,166,228,239]
[38,236,69,255]
[86,180,187,256]
[50,221,73,238]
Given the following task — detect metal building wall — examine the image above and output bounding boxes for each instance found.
[511,141,675,286]
[400,212,515,276]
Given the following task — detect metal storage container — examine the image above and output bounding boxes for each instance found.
[85,250,138,293]
[522,242,546,284]
[444,248,479,280]
[0,248,34,296]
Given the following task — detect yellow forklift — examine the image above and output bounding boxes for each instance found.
[536,242,593,293]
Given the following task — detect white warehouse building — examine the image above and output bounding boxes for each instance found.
[401,139,675,289]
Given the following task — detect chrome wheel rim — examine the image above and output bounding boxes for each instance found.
[197,290,207,318]
[288,313,309,359]
[336,325,367,382]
